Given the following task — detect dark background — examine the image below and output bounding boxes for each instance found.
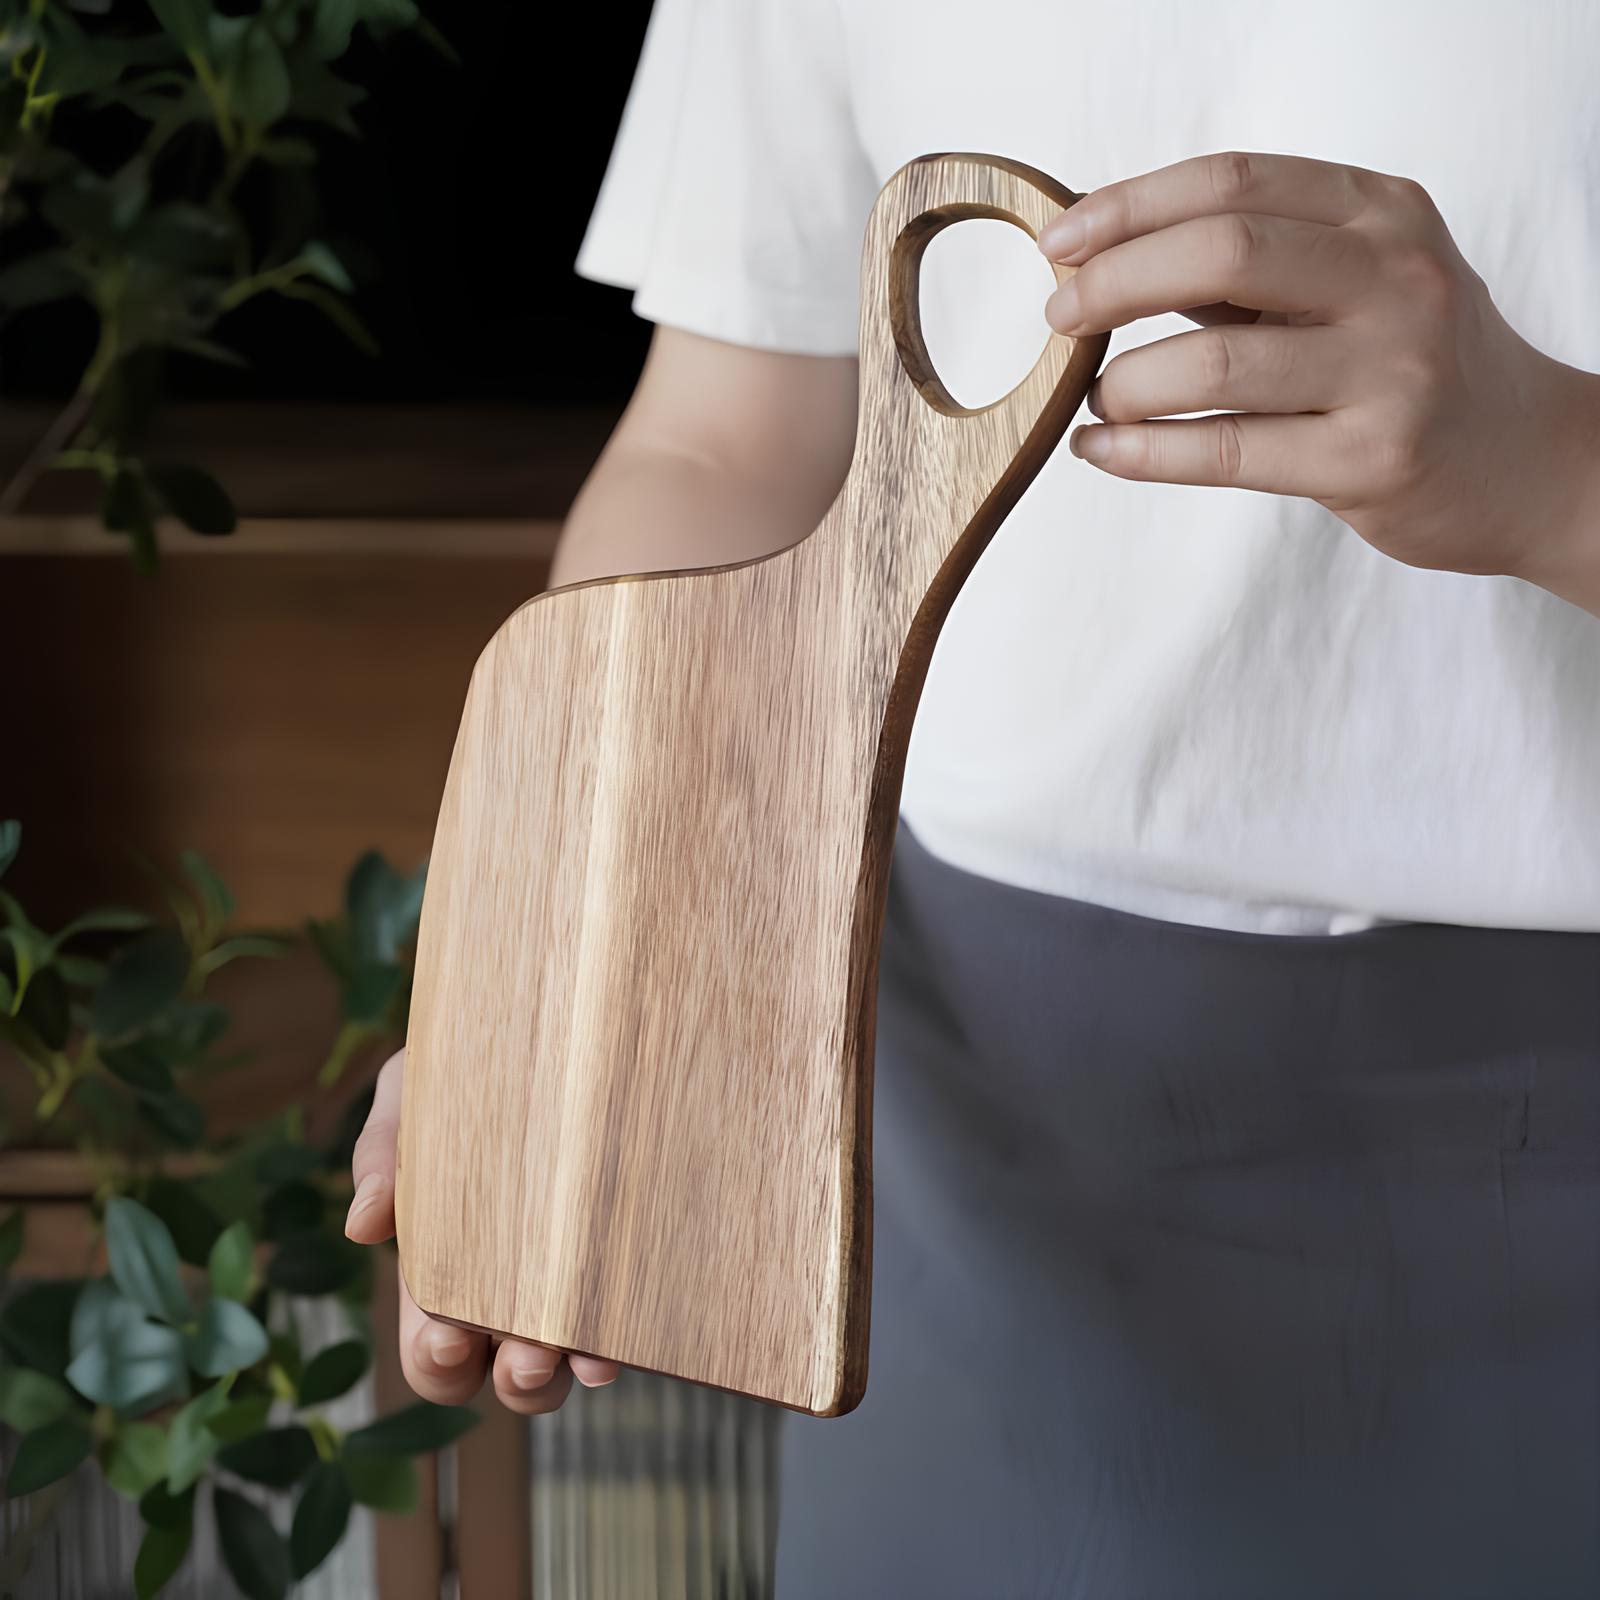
[0,0,657,407]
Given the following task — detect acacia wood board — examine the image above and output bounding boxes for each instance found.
[398,153,1105,1416]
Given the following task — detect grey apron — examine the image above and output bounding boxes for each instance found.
[776,826,1600,1598]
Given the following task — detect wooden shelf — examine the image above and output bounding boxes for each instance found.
[0,400,619,522]
[0,514,562,559]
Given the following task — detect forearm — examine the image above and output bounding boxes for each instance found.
[550,327,858,590]
[552,438,829,589]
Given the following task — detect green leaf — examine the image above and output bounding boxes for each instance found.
[105,1419,170,1498]
[414,16,460,65]
[345,853,426,962]
[209,15,291,127]
[281,279,380,356]
[0,1206,23,1272]
[1,1280,81,1379]
[137,1091,207,1149]
[54,906,153,943]
[139,1478,196,1528]
[343,960,404,1026]
[146,465,237,537]
[135,1519,192,1598]
[205,1392,272,1443]
[55,953,108,987]
[255,1143,320,1186]
[105,1196,189,1325]
[262,1182,323,1242]
[342,1451,416,1513]
[144,1177,224,1265]
[0,1365,77,1431]
[170,334,251,370]
[103,467,149,533]
[66,1317,188,1411]
[259,136,317,166]
[297,1339,369,1407]
[311,0,360,57]
[0,250,82,312]
[5,1416,93,1495]
[215,1424,316,1488]
[70,1280,143,1359]
[41,163,146,244]
[177,847,234,933]
[147,0,209,51]
[129,203,234,270]
[268,1330,303,1389]
[187,1299,268,1379]
[199,933,293,974]
[297,240,352,293]
[266,1229,361,1295]
[290,1460,351,1579]
[214,1486,292,1600]
[0,819,17,879]
[166,1384,229,1492]
[306,916,352,981]
[283,48,367,135]
[156,1000,230,1064]
[128,512,160,575]
[93,929,189,1040]
[208,1220,255,1302]
[18,965,69,1049]
[345,1402,479,1457]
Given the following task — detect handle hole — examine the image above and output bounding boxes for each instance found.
[915,219,1058,412]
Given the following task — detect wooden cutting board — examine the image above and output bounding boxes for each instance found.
[397,153,1105,1416]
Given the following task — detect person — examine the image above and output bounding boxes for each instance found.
[345,2,1600,1593]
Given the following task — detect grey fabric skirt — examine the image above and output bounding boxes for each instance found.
[775,826,1600,1599]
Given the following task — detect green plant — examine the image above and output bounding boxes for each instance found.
[0,0,446,568]
[0,820,460,1599]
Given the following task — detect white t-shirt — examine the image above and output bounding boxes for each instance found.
[577,0,1600,934]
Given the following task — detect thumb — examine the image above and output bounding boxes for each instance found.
[346,1049,404,1243]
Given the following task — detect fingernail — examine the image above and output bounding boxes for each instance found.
[510,1350,559,1390]
[576,1369,618,1389]
[1048,279,1081,333]
[344,1172,385,1237]
[1070,425,1110,464]
[1087,381,1105,420]
[1038,212,1086,260]
[428,1327,473,1368]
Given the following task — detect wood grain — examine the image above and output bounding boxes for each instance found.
[398,154,1106,1416]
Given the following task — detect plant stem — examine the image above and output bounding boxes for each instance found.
[187,50,236,152]
[0,325,119,517]
[0,385,95,517]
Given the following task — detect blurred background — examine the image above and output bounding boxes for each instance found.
[1,3,776,1595]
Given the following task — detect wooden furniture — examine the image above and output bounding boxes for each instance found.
[398,154,1106,1416]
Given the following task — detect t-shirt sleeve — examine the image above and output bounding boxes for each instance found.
[575,0,880,356]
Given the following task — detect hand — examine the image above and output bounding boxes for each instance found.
[1038,152,1600,603]
[344,1051,619,1414]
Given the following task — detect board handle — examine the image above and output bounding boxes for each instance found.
[859,152,1105,492]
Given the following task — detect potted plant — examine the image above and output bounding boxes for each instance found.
[0,0,446,565]
[0,820,466,1598]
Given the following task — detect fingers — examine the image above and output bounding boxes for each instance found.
[1091,325,1352,423]
[1039,152,1376,265]
[568,1353,620,1389]
[1069,413,1343,497]
[488,1347,615,1415]
[398,1262,490,1404]
[345,1049,405,1244]
[1047,214,1376,336]
[491,1342,573,1416]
